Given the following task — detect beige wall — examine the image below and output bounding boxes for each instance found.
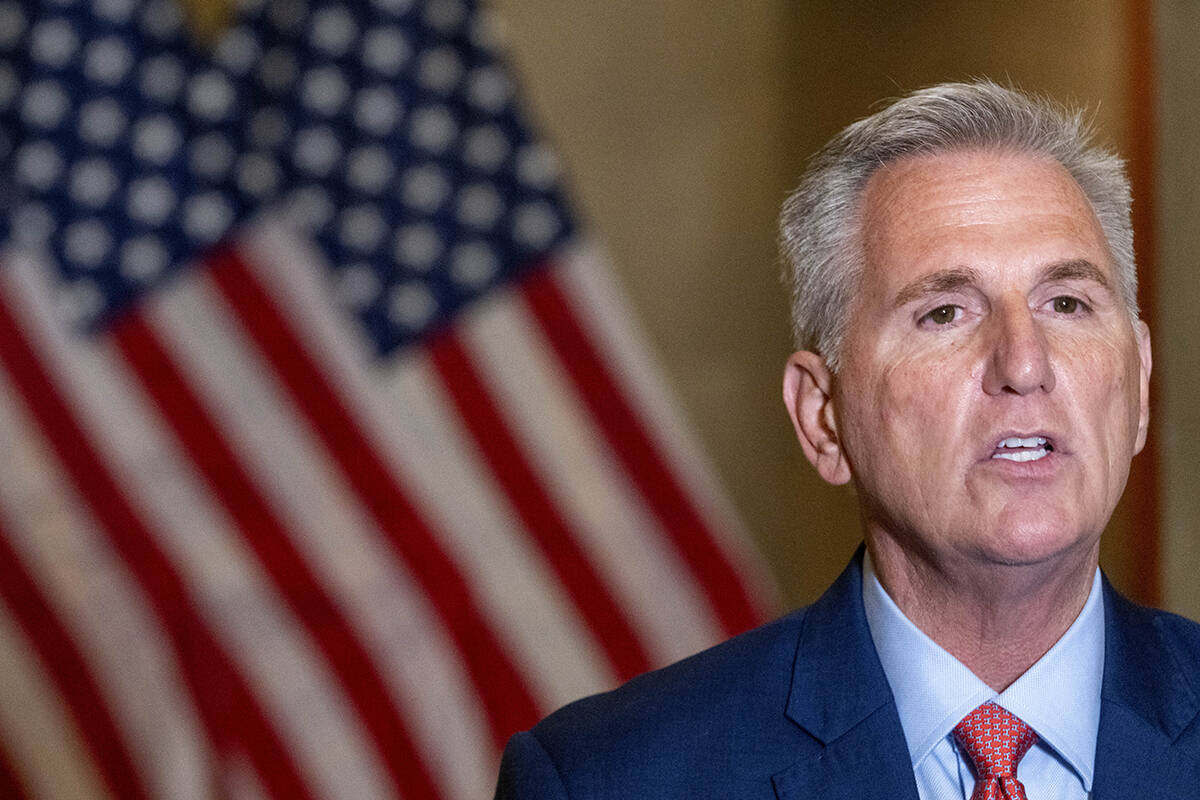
[1155,0,1200,619]
[493,0,1161,609]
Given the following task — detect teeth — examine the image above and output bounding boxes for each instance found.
[993,448,1050,463]
[997,436,1047,448]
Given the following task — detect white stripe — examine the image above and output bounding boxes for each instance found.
[0,601,113,800]
[147,266,496,800]
[238,222,615,711]
[223,756,271,800]
[0,365,212,800]
[1,254,359,800]
[144,269,398,798]
[558,243,779,612]
[460,290,723,663]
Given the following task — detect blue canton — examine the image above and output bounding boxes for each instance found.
[0,0,574,354]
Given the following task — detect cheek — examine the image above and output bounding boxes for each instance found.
[841,357,961,471]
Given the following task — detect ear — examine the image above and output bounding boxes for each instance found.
[1134,320,1152,455]
[783,351,851,485]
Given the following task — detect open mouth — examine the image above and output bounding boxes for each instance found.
[991,436,1054,463]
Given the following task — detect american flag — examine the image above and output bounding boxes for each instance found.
[0,0,776,797]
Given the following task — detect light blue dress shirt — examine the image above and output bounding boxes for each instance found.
[862,552,1104,800]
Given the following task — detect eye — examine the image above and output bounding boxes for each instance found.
[922,305,960,326]
[1051,296,1086,314]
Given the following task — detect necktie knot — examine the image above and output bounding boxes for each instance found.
[953,702,1037,799]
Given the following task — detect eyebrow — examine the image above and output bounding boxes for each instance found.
[1039,258,1115,292]
[892,267,982,308]
[890,259,1116,309]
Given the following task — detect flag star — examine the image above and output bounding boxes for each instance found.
[388,282,438,329]
[119,235,169,281]
[393,223,442,270]
[63,219,114,268]
[417,47,464,94]
[182,192,235,243]
[339,206,388,253]
[257,45,299,94]
[132,114,183,165]
[15,141,64,191]
[310,6,358,56]
[301,66,350,117]
[463,124,511,171]
[214,25,262,76]
[22,80,71,129]
[69,158,121,208]
[236,152,283,198]
[0,3,27,51]
[31,17,79,69]
[346,146,395,195]
[409,105,457,154]
[468,7,508,52]
[363,25,411,75]
[139,53,187,103]
[401,164,450,212]
[450,242,499,288]
[189,132,237,180]
[187,70,237,123]
[140,0,184,40]
[354,86,402,136]
[424,0,468,34]
[78,97,128,147]
[512,201,561,249]
[294,126,343,177]
[516,144,560,190]
[456,183,504,229]
[285,185,336,233]
[94,0,136,24]
[84,36,134,86]
[127,175,178,225]
[467,65,511,113]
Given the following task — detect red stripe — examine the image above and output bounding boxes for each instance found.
[0,286,315,800]
[429,328,652,680]
[205,247,541,746]
[522,267,764,636]
[0,530,150,800]
[0,739,29,800]
[110,310,442,800]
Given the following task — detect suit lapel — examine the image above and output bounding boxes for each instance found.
[771,551,920,800]
[1092,579,1200,799]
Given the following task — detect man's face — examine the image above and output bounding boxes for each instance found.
[826,149,1150,570]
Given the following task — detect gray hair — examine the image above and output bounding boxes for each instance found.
[779,80,1135,371]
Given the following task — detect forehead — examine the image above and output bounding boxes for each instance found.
[855,149,1112,293]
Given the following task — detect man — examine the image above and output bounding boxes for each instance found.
[494,81,1200,799]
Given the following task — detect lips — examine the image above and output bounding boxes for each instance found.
[991,435,1055,463]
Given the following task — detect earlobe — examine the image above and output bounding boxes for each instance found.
[783,351,852,485]
[1134,320,1152,454]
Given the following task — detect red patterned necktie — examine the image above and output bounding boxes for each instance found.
[952,702,1038,800]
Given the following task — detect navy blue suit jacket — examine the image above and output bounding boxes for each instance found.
[495,553,1200,798]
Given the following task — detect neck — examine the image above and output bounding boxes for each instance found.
[866,534,1099,691]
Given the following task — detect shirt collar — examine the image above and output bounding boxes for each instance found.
[862,550,1104,791]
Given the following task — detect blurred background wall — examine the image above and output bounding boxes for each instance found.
[492,0,1191,612]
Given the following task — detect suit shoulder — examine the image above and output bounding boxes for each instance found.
[1149,607,1200,676]
[523,609,812,790]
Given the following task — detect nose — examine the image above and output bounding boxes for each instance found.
[981,301,1056,395]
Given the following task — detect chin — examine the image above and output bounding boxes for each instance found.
[972,516,1096,567]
